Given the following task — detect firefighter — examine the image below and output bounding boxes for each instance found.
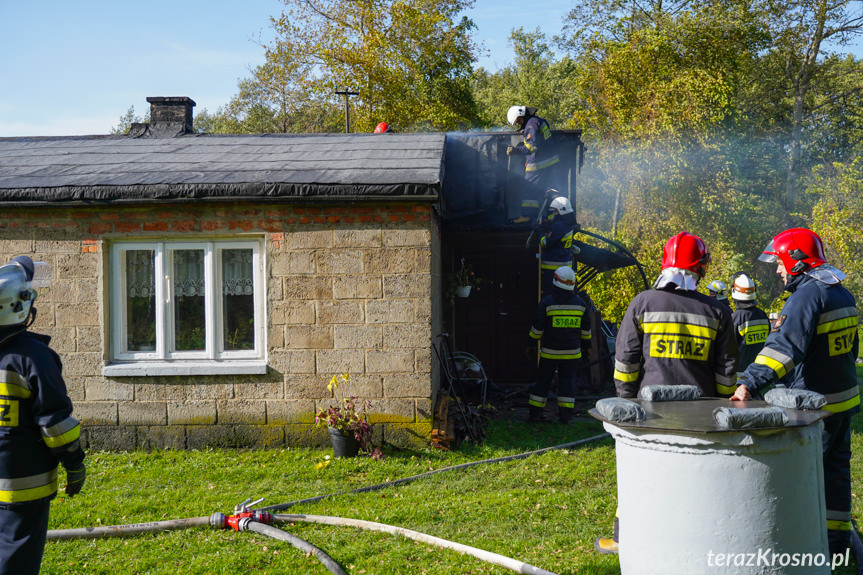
[595,232,738,555]
[539,194,577,296]
[526,266,592,424]
[506,106,560,223]
[373,122,393,133]
[0,256,85,575]
[706,279,732,310]
[730,273,769,375]
[731,228,859,556]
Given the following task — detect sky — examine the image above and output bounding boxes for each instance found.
[0,0,858,137]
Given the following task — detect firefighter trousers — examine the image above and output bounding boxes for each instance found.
[823,414,853,554]
[0,497,51,575]
[529,358,586,422]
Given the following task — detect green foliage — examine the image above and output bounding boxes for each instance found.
[109,106,149,135]
[257,0,481,133]
[808,159,863,306]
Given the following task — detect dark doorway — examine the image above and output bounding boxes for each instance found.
[444,232,540,386]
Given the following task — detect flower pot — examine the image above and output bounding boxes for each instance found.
[455,285,472,298]
[328,427,360,458]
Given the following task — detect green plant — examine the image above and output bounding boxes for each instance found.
[447,258,484,299]
[314,373,375,454]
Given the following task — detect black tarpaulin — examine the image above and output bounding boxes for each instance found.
[0,132,445,204]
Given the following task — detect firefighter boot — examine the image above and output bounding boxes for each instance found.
[594,537,619,555]
[558,406,574,424]
[528,404,545,423]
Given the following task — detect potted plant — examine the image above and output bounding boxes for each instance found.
[314,373,373,457]
[447,258,484,299]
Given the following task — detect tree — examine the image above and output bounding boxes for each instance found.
[110,106,149,135]
[471,28,579,127]
[758,0,863,210]
[262,0,481,132]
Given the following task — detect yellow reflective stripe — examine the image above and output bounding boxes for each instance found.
[0,369,30,399]
[42,424,81,449]
[0,470,58,503]
[614,369,640,382]
[540,352,582,360]
[642,322,715,338]
[524,141,537,153]
[716,382,737,395]
[557,397,575,408]
[529,395,546,407]
[822,393,861,414]
[525,156,560,171]
[581,332,592,340]
[529,327,543,339]
[753,354,787,379]
[827,520,852,531]
[817,316,858,334]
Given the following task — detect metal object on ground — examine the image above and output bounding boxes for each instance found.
[591,399,832,575]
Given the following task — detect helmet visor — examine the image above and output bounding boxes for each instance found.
[758,239,779,263]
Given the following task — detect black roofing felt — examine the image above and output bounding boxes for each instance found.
[0,132,445,205]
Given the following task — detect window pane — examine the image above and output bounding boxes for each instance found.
[222,248,255,351]
[125,250,156,352]
[173,249,206,351]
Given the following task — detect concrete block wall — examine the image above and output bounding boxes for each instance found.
[0,201,439,450]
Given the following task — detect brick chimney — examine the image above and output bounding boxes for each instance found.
[128,97,196,138]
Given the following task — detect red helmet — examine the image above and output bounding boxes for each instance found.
[374,122,392,134]
[758,228,826,275]
[661,232,710,277]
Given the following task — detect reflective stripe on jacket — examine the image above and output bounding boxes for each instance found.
[529,292,592,360]
[0,331,83,503]
[613,287,738,398]
[740,274,859,415]
[732,304,769,375]
[516,116,559,172]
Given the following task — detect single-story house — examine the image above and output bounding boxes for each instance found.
[0,97,629,450]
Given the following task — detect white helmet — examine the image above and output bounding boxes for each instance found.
[706,279,728,300]
[732,274,757,301]
[0,257,37,326]
[553,266,576,291]
[507,105,526,126]
[549,196,573,216]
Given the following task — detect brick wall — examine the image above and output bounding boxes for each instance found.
[0,201,439,450]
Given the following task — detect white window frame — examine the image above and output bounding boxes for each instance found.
[104,238,267,377]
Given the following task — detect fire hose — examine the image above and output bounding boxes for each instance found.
[46,434,612,574]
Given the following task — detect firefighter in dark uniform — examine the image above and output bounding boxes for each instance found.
[731,228,859,556]
[730,273,769,375]
[539,195,577,296]
[595,231,738,555]
[526,266,591,424]
[506,105,560,223]
[0,256,85,575]
[706,279,732,310]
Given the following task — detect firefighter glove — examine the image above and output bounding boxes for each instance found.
[506,146,515,156]
[524,343,537,358]
[64,463,86,497]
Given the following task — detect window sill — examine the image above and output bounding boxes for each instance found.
[102,360,268,377]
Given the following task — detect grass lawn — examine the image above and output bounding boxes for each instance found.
[42,411,863,575]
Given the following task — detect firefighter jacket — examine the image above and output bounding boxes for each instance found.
[540,215,576,271]
[738,268,859,415]
[515,115,559,174]
[731,301,769,375]
[529,289,592,360]
[0,329,84,504]
[613,286,738,398]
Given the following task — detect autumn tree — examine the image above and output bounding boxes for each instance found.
[260,0,481,132]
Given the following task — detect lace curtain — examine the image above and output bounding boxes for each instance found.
[222,249,254,296]
[126,250,154,297]
[173,250,205,296]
